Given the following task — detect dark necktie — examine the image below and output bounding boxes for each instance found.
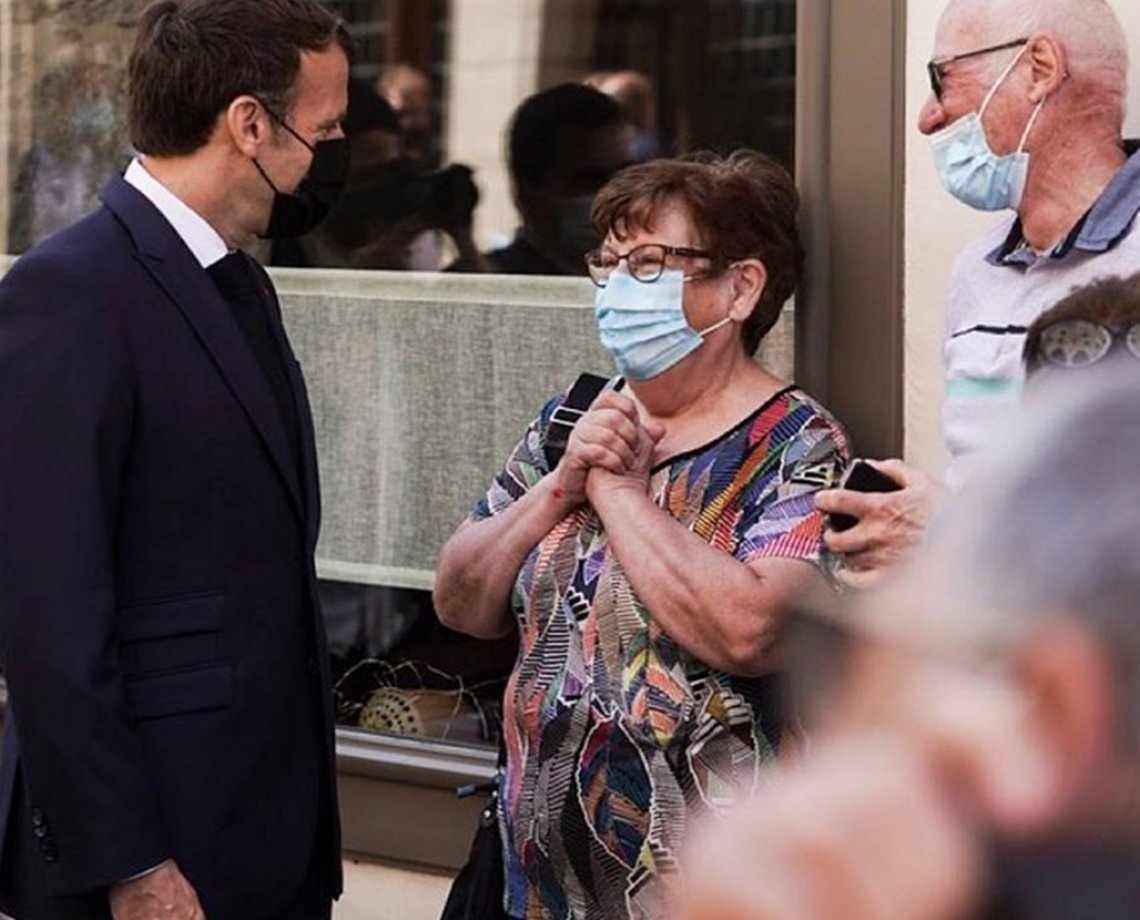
[206,252,300,465]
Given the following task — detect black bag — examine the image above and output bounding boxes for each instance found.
[541,373,612,469]
[439,778,511,920]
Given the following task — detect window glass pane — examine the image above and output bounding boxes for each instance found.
[4,1,140,254]
[3,0,797,274]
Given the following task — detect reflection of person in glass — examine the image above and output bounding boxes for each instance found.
[435,152,850,920]
[585,70,663,163]
[9,56,134,253]
[486,83,632,276]
[270,77,482,271]
[378,62,434,165]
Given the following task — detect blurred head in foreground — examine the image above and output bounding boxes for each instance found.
[1023,272,1140,382]
[679,367,1140,920]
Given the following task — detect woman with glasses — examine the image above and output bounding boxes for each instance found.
[434,150,849,920]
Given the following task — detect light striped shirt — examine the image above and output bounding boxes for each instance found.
[942,146,1140,489]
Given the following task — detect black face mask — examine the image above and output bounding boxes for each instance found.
[253,104,350,239]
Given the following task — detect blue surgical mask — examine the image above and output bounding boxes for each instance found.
[930,47,1045,212]
[594,267,731,380]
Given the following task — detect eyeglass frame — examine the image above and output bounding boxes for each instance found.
[926,37,1029,101]
[1031,319,1140,371]
[584,243,723,288]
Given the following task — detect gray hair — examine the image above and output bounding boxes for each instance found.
[924,368,1140,740]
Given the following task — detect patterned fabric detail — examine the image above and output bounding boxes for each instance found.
[473,386,849,920]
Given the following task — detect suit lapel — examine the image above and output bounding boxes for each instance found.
[100,176,305,523]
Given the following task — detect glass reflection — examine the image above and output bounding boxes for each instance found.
[4,0,797,269]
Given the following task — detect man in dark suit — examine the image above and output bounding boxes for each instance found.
[0,2,352,917]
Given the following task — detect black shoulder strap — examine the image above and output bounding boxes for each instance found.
[543,373,611,469]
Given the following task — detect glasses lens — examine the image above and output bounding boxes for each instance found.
[627,244,666,283]
[1039,319,1113,369]
[927,62,943,100]
[585,248,619,288]
[1126,325,1140,361]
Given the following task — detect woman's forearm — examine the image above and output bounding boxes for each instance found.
[590,484,819,676]
[433,475,579,638]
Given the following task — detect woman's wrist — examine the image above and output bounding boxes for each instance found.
[586,469,651,512]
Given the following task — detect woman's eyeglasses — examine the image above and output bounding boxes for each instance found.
[585,243,715,288]
[1035,319,1140,369]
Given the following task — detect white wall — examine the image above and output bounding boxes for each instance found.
[903,0,1140,475]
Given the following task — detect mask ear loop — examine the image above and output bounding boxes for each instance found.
[1015,97,1045,154]
[697,315,733,338]
[695,261,746,336]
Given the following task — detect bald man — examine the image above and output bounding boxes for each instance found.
[816,0,1140,588]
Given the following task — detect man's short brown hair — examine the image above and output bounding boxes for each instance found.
[1023,272,1140,374]
[591,150,804,355]
[129,0,354,157]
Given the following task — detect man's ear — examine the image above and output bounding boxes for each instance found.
[993,619,1124,835]
[728,258,768,324]
[1025,33,1067,103]
[226,96,270,158]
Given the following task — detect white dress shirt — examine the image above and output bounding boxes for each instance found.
[123,158,230,268]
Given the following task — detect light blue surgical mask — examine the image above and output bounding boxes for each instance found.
[930,47,1045,212]
[594,267,731,380]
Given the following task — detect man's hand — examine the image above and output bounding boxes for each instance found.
[815,459,942,589]
[554,390,662,506]
[110,860,205,920]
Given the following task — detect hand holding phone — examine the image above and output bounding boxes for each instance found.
[826,459,902,533]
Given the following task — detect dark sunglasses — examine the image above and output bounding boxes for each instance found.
[926,37,1028,101]
[1035,319,1140,370]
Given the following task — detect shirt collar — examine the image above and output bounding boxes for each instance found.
[123,158,230,268]
[986,140,1140,267]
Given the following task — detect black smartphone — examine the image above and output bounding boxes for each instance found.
[827,459,902,532]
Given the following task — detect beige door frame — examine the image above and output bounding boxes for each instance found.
[796,0,906,459]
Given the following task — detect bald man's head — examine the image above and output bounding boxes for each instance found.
[937,0,1127,117]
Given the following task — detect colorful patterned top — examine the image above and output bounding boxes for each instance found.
[472,384,849,920]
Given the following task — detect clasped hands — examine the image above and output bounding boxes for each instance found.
[554,390,664,508]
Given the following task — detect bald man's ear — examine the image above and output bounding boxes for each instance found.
[1025,33,1067,103]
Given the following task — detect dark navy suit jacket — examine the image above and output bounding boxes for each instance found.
[0,175,341,917]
